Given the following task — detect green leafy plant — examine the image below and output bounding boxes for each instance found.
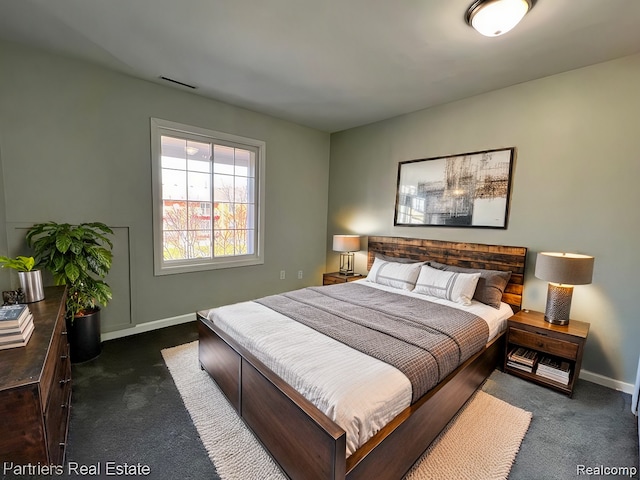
[0,255,36,272]
[26,222,114,318]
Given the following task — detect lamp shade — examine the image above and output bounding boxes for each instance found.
[466,0,532,37]
[535,252,594,286]
[333,235,361,253]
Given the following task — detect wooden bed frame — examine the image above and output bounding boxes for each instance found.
[197,236,527,480]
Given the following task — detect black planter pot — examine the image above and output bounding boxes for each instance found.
[66,308,102,363]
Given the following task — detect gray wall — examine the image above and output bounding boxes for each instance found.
[0,40,330,332]
[327,54,640,385]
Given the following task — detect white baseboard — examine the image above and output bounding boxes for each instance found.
[580,369,635,395]
[100,313,196,342]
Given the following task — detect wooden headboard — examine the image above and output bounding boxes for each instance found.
[367,236,527,312]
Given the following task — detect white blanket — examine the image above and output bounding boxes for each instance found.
[208,280,512,456]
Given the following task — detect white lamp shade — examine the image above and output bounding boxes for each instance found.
[467,0,531,37]
[535,252,594,286]
[333,235,361,253]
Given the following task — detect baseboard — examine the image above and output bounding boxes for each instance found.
[101,313,196,342]
[580,369,635,395]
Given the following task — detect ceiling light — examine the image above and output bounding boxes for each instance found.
[465,0,533,37]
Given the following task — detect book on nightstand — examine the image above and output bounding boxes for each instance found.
[535,356,571,385]
[507,347,539,373]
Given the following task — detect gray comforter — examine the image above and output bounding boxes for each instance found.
[256,282,489,402]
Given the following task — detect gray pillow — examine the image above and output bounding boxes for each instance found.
[429,261,511,309]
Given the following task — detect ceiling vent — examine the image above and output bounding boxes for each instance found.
[159,76,197,89]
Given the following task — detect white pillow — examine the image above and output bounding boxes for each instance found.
[413,264,481,305]
[366,257,423,291]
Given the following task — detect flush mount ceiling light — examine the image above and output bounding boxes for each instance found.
[466,0,534,37]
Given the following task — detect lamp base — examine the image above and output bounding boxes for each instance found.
[339,252,355,276]
[544,283,573,326]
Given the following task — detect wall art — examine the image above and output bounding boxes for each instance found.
[394,147,515,228]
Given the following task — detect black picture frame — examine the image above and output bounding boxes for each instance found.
[394,147,515,228]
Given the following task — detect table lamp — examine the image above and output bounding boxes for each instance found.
[333,235,361,276]
[534,252,594,325]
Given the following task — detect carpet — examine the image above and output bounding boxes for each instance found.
[162,341,532,480]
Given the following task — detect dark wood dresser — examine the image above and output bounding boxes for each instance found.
[0,286,71,465]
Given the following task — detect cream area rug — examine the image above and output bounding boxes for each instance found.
[162,342,532,480]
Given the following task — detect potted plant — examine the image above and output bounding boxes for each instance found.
[26,222,113,362]
[0,255,45,303]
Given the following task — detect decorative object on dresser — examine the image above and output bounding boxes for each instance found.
[332,235,361,276]
[323,272,363,285]
[394,147,515,229]
[0,255,45,303]
[535,252,594,325]
[504,309,589,397]
[465,0,534,37]
[0,286,71,464]
[26,221,114,363]
[0,304,35,350]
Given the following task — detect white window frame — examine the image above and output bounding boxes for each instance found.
[150,118,266,275]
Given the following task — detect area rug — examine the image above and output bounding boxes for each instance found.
[162,341,532,480]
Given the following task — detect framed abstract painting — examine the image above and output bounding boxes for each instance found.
[394,147,515,228]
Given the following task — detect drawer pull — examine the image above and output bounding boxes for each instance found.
[59,443,66,448]
[60,355,68,360]
[59,378,71,385]
[61,331,68,336]
[61,403,67,409]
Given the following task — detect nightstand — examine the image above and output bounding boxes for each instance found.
[504,309,589,397]
[322,272,364,285]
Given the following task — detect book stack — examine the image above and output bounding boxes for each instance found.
[0,304,35,350]
[536,356,571,385]
[507,346,538,373]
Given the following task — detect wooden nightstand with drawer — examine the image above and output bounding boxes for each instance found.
[322,272,363,285]
[504,309,589,397]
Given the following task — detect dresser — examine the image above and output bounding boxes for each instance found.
[0,286,71,465]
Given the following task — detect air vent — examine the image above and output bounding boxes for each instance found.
[159,76,197,89]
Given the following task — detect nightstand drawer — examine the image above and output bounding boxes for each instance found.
[323,275,344,285]
[322,272,363,285]
[508,327,579,360]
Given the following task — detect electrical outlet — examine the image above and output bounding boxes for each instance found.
[280,270,286,280]
[298,270,303,279]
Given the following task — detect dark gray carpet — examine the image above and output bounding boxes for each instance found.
[484,370,639,480]
[11,322,638,479]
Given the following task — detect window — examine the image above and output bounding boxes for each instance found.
[151,118,265,275]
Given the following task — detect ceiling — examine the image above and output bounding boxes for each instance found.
[1,0,639,132]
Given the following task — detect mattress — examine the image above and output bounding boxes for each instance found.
[208,280,512,456]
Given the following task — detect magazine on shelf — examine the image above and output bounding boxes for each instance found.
[507,360,533,373]
[535,355,571,385]
[508,346,539,367]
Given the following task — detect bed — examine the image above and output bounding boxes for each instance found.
[197,236,527,480]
